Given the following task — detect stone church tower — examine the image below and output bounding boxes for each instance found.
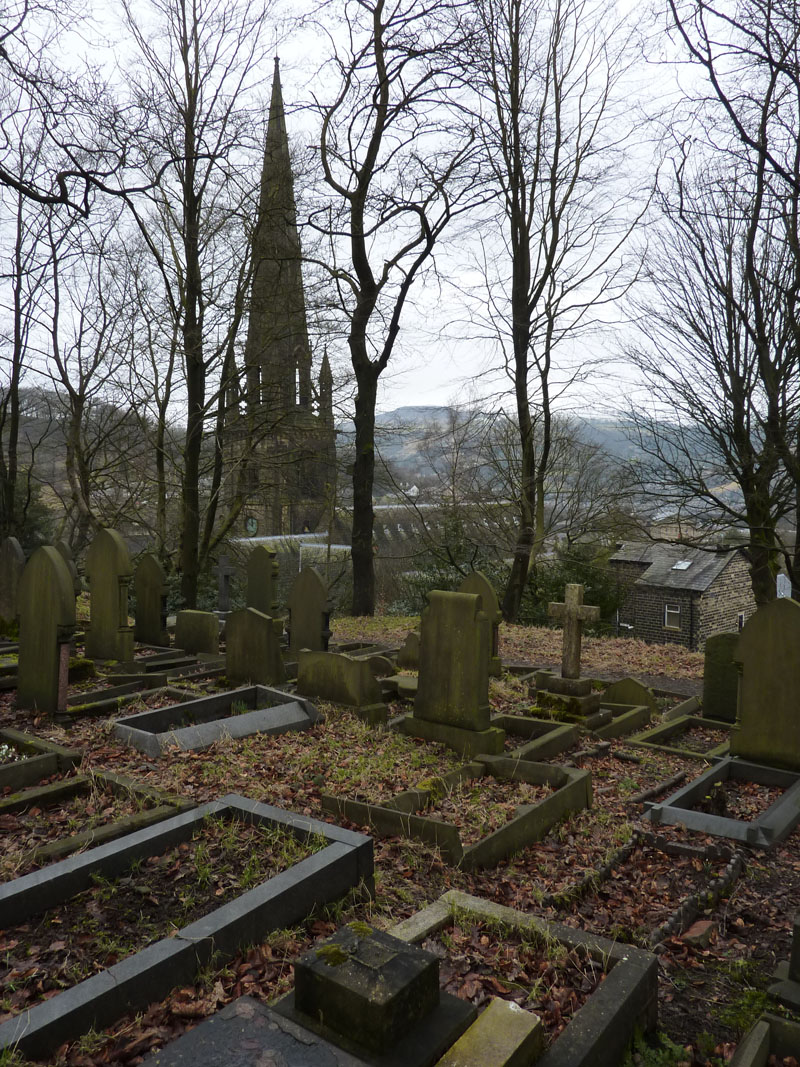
[241,58,336,536]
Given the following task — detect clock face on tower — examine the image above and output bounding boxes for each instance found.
[245,515,258,536]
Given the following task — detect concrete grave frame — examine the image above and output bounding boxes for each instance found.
[113,685,319,758]
[646,757,800,848]
[492,715,580,761]
[0,769,193,866]
[62,685,195,724]
[321,755,591,870]
[0,728,81,791]
[590,702,652,740]
[729,1013,800,1066]
[627,715,731,760]
[390,890,658,1067]
[0,794,374,1059]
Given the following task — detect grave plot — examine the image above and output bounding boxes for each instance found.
[61,683,195,723]
[0,728,81,791]
[494,715,580,760]
[0,768,191,879]
[627,714,731,760]
[646,757,800,848]
[113,684,320,757]
[322,755,591,870]
[390,889,658,1067]
[0,793,374,1059]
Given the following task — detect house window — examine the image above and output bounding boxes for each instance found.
[737,612,745,631]
[664,603,681,630]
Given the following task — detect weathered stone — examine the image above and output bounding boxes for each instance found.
[54,539,81,597]
[297,651,382,708]
[435,996,544,1067]
[247,545,279,617]
[288,567,331,654]
[702,631,740,723]
[85,528,134,662]
[226,607,284,685]
[175,610,219,655]
[548,583,600,680]
[134,554,168,647]
[459,571,502,677]
[732,599,800,771]
[17,546,76,715]
[396,631,420,669]
[214,554,236,613]
[604,677,657,714]
[682,920,717,948]
[0,536,25,628]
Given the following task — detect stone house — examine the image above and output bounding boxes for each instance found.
[608,542,757,651]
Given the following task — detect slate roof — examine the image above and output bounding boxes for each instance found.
[609,542,740,592]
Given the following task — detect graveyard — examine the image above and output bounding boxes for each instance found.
[0,536,799,1066]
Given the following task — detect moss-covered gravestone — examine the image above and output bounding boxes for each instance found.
[732,599,800,771]
[85,528,134,662]
[0,536,25,631]
[134,553,169,647]
[17,546,76,714]
[54,539,81,598]
[403,590,503,756]
[247,545,280,617]
[288,567,331,655]
[175,610,219,655]
[604,677,657,715]
[226,607,284,685]
[397,631,420,669]
[702,631,740,723]
[297,651,385,720]
[459,570,502,677]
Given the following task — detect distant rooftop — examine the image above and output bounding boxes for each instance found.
[610,541,740,592]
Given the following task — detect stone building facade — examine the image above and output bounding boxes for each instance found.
[609,542,757,651]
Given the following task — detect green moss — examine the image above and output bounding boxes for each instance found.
[316,943,351,966]
[347,921,374,938]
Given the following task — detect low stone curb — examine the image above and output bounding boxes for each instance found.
[648,846,747,946]
[729,1013,800,1065]
[626,714,731,761]
[0,728,82,791]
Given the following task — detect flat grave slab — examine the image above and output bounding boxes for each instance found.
[113,684,319,757]
[646,757,800,848]
[627,714,731,760]
[0,793,374,1059]
[322,756,590,870]
[390,889,658,1067]
[0,728,82,791]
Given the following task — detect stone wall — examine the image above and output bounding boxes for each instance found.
[612,560,651,628]
[633,585,696,649]
[698,554,757,647]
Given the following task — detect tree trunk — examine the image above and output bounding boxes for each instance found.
[351,367,378,615]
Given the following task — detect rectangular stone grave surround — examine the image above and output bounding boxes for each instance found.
[0,794,374,1060]
[646,757,800,848]
[729,1013,800,1066]
[0,769,192,867]
[589,702,652,740]
[491,715,580,761]
[627,714,731,760]
[390,889,658,1067]
[113,649,202,675]
[113,684,319,758]
[769,914,800,1010]
[108,657,226,689]
[0,728,81,791]
[61,685,194,724]
[321,755,591,870]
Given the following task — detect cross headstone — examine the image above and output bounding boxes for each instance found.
[287,567,331,655]
[85,528,134,662]
[214,554,236,613]
[17,546,76,714]
[458,570,502,677]
[247,545,279,617]
[134,553,169,647]
[0,536,25,628]
[548,584,600,680]
[732,598,800,771]
[226,606,284,685]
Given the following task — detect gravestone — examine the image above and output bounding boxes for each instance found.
[85,528,134,662]
[54,539,81,597]
[0,536,25,628]
[731,598,800,771]
[396,630,420,669]
[226,607,284,685]
[297,651,384,717]
[214,554,236,613]
[287,567,331,655]
[247,545,280,617]
[17,546,76,714]
[702,631,740,723]
[404,590,503,756]
[459,570,502,676]
[175,609,219,655]
[535,583,601,716]
[604,676,657,715]
[134,554,169,647]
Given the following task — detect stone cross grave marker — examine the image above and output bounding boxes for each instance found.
[548,583,600,680]
[18,546,76,714]
[732,598,800,772]
[214,554,236,613]
[287,567,331,655]
[0,536,25,628]
[458,570,502,677]
[134,553,169,647]
[85,528,134,662]
[226,606,284,686]
[247,545,279,617]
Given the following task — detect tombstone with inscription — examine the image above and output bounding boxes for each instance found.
[85,528,134,662]
[731,599,800,771]
[534,583,601,716]
[0,536,25,629]
[702,631,740,724]
[226,607,284,686]
[134,553,169,647]
[403,590,503,756]
[247,545,280,617]
[287,567,331,655]
[175,609,219,655]
[17,546,76,714]
[458,570,502,677]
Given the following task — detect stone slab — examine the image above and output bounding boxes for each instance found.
[401,715,505,758]
[435,996,544,1067]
